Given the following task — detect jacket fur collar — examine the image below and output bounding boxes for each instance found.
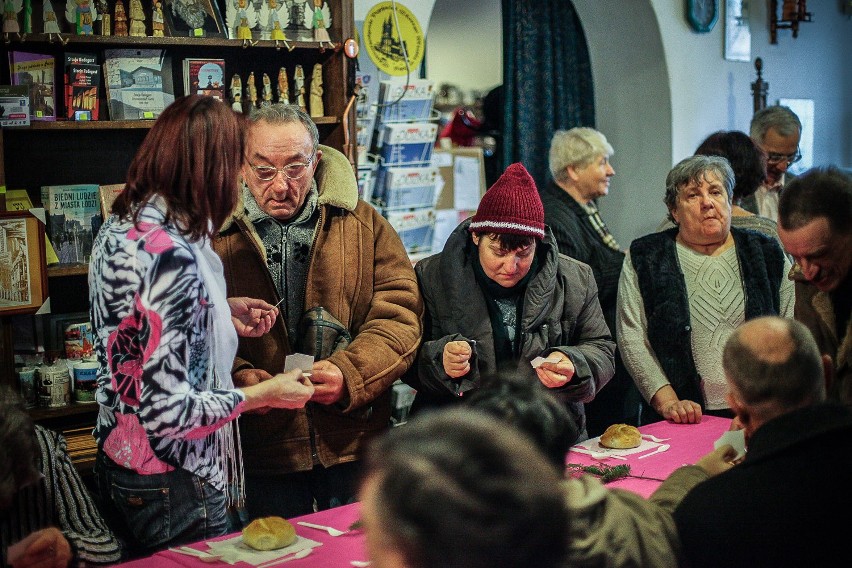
[220,144,358,232]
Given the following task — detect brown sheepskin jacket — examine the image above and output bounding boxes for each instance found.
[213,145,423,474]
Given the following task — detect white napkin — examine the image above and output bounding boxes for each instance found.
[205,535,322,566]
[284,353,315,374]
[572,435,663,458]
[714,428,746,461]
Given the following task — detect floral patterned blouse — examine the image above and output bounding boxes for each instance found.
[89,203,245,490]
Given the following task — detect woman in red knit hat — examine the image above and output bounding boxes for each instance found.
[402,163,615,441]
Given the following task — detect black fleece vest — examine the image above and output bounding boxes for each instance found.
[630,227,785,418]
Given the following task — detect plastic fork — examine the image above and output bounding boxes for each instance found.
[169,546,223,563]
[642,434,671,443]
[570,447,628,460]
[297,521,347,536]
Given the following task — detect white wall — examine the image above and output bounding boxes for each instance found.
[424,0,502,99]
[357,0,851,243]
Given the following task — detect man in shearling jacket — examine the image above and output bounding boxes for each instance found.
[214,104,423,520]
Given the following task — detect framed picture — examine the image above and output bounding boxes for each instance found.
[0,211,48,316]
[163,0,227,38]
[724,0,751,62]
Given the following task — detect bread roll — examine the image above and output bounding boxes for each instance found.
[599,424,642,449]
[242,516,297,551]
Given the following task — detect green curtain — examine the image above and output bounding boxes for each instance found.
[501,0,596,190]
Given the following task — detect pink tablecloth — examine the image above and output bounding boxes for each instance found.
[115,417,732,566]
[566,415,732,498]
[115,503,365,567]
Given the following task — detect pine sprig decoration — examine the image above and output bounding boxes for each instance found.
[566,463,631,483]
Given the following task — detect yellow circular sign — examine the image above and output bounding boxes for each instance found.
[363,2,425,76]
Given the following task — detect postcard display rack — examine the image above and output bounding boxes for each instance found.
[366,79,439,257]
[0,0,356,474]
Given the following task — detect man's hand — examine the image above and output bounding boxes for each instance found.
[535,352,575,388]
[235,368,274,414]
[309,360,345,405]
[228,297,278,337]
[695,444,738,476]
[443,340,472,379]
[234,367,273,387]
[9,527,72,568]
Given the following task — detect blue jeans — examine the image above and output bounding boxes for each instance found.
[94,451,229,559]
[244,461,360,521]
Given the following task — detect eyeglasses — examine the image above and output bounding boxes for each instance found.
[249,156,315,181]
[765,148,802,166]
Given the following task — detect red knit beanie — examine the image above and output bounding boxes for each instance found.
[469,162,545,239]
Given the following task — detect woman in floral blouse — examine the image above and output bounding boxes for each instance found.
[89,95,314,558]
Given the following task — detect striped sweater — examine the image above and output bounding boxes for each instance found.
[1,426,122,567]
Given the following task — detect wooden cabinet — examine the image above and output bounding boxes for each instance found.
[0,0,355,465]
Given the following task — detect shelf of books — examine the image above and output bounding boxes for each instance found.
[0,1,356,470]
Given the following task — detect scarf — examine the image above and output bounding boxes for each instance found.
[147,195,244,506]
[473,249,539,363]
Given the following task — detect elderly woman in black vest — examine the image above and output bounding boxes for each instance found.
[617,155,794,425]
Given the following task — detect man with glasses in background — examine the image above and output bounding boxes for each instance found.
[743,105,802,221]
[213,104,423,521]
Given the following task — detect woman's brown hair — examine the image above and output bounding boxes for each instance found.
[112,95,246,241]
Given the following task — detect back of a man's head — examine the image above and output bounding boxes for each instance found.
[723,317,825,417]
[464,373,579,471]
[749,105,802,143]
[778,166,852,234]
[359,408,568,568]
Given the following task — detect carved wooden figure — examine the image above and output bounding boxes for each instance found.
[3,0,23,37]
[65,0,97,35]
[294,64,306,111]
[247,71,258,108]
[128,0,145,36]
[113,0,128,35]
[277,67,289,104]
[304,0,331,47]
[96,0,110,34]
[230,73,243,112]
[151,0,164,36]
[309,62,323,117]
[42,0,62,34]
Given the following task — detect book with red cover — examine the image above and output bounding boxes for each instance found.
[64,52,101,120]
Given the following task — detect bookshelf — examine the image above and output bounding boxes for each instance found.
[0,0,356,472]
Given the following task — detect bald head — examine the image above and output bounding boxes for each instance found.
[723,317,825,410]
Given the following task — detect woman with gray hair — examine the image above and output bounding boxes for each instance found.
[541,127,640,436]
[616,155,794,425]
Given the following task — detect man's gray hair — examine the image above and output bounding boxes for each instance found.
[749,105,802,143]
[248,104,319,155]
[723,317,825,408]
[663,155,734,223]
[548,128,614,183]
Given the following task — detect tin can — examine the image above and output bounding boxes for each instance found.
[73,360,100,403]
[37,362,71,408]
